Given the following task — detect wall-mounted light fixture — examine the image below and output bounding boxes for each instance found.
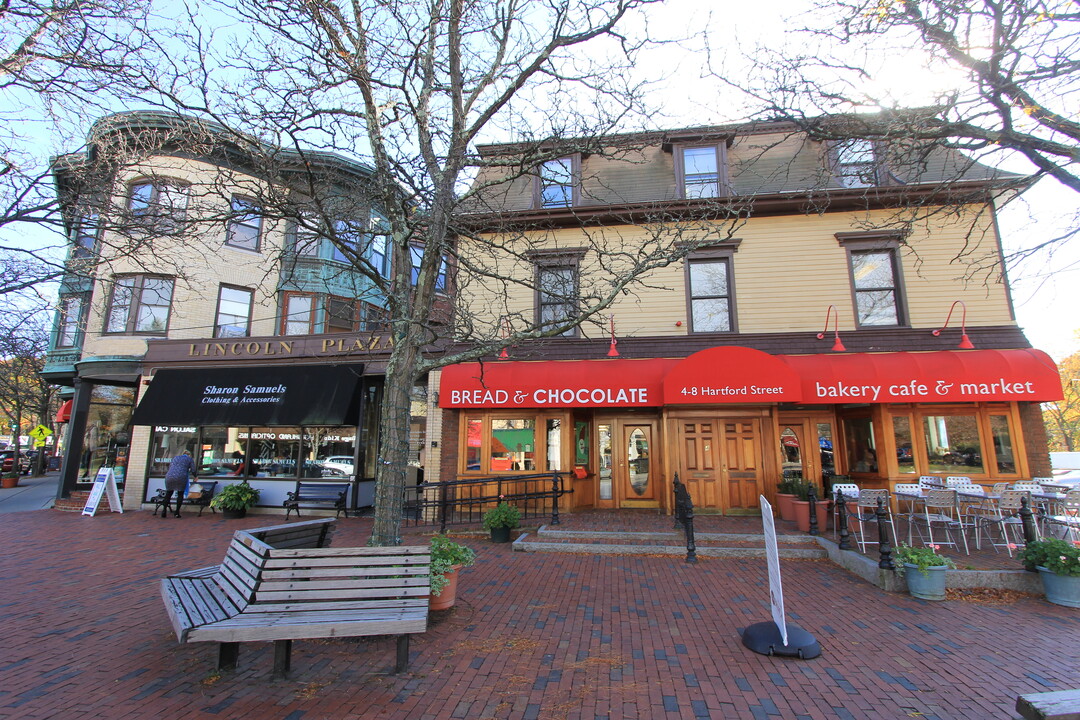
[817,305,847,352]
[607,314,619,357]
[932,300,974,349]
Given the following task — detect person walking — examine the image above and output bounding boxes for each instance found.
[162,450,196,518]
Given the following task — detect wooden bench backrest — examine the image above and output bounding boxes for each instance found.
[245,517,336,549]
[253,546,431,607]
[217,537,267,608]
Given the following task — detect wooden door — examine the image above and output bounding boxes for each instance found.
[678,420,722,509]
[722,418,763,511]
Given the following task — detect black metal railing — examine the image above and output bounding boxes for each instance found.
[672,473,697,563]
[403,472,571,533]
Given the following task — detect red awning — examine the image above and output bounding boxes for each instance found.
[55,399,73,423]
[662,346,802,404]
[440,358,679,409]
[781,348,1063,404]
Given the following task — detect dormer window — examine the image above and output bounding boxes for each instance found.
[538,157,575,208]
[680,146,721,199]
[835,139,880,188]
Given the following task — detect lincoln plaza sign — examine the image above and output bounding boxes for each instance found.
[185,333,394,359]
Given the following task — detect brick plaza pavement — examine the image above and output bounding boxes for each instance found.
[1,509,1077,720]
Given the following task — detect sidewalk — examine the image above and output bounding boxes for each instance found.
[0,471,58,513]
[1,508,1076,720]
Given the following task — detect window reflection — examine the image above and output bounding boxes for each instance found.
[923,414,984,473]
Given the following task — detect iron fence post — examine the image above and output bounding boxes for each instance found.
[876,496,894,569]
[807,485,819,536]
[551,473,561,525]
[1019,495,1038,545]
[836,490,852,551]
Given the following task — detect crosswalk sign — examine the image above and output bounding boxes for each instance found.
[29,424,52,440]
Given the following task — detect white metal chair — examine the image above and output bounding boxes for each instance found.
[955,484,989,548]
[892,483,922,534]
[849,488,898,552]
[1043,489,1080,542]
[945,476,972,488]
[979,489,1038,555]
[919,476,943,489]
[908,489,970,554]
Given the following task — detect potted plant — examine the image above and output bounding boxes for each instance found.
[482,499,522,542]
[1,471,19,489]
[790,481,827,533]
[775,478,798,521]
[1022,538,1080,608]
[429,534,476,611]
[894,544,956,600]
[209,480,260,519]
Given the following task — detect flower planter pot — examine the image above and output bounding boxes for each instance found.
[489,526,512,543]
[816,501,830,532]
[430,565,462,611]
[775,493,796,521]
[793,499,810,532]
[1,475,18,489]
[1037,566,1080,608]
[222,508,247,519]
[903,563,948,601]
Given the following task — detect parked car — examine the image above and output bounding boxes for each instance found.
[0,450,32,475]
[319,456,355,475]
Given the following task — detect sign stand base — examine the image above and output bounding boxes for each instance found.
[742,621,821,659]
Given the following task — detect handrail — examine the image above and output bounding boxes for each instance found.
[403,472,572,532]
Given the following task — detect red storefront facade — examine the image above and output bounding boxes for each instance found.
[438,347,1062,514]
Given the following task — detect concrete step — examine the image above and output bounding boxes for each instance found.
[513,525,828,559]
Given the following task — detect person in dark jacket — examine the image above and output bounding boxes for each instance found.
[162,450,196,518]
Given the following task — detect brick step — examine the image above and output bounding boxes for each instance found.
[53,491,91,513]
[514,527,828,559]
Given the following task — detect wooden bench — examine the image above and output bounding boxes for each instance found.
[160,517,430,676]
[282,481,350,519]
[151,481,218,517]
[1017,690,1080,720]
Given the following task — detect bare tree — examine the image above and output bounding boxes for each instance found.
[0,296,58,474]
[127,0,779,544]
[1,0,157,286]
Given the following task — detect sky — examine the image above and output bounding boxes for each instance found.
[5,0,1078,360]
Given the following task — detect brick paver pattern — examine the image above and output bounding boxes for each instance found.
[1,510,1076,719]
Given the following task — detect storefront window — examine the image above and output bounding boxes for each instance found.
[491,418,536,472]
[409,384,428,483]
[150,426,197,476]
[245,427,301,477]
[892,415,915,473]
[79,385,136,484]
[989,415,1016,474]
[196,427,231,475]
[923,414,985,473]
[598,423,612,500]
[817,423,834,476]
[844,416,877,473]
[359,382,382,479]
[546,419,562,471]
[466,418,482,471]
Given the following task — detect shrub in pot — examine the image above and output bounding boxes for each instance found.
[209,480,260,518]
[482,500,522,542]
[1022,538,1080,608]
[894,544,955,600]
[429,534,476,610]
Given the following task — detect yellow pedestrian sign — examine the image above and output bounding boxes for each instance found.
[29,424,52,440]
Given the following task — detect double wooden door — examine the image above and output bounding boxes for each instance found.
[678,417,763,513]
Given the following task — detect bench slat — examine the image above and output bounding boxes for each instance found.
[255,585,431,602]
[243,598,428,613]
[187,613,427,643]
[258,576,430,593]
[260,566,429,581]
[268,545,428,559]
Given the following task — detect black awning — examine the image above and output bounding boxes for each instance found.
[131,363,365,427]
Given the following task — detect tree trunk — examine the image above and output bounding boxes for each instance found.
[370,336,422,546]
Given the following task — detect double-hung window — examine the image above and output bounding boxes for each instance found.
[680,146,722,199]
[366,211,390,277]
[327,297,358,333]
[281,292,315,335]
[837,232,907,327]
[215,285,254,338]
[331,219,363,263]
[57,295,86,348]
[71,216,98,259]
[538,157,575,208]
[226,196,263,251]
[835,139,879,188]
[409,246,448,292]
[533,250,582,336]
[685,243,738,332]
[128,179,188,231]
[105,275,174,334]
